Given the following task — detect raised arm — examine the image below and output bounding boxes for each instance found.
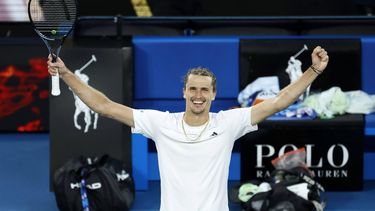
[251,46,329,125]
[47,55,135,127]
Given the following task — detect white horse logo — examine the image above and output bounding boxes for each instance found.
[71,55,99,133]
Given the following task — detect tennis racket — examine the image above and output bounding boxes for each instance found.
[28,0,77,96]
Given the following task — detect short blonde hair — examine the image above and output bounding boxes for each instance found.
[183,67,217,92]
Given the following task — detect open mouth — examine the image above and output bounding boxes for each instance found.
[191,98,206,106]
[192,100,204,105]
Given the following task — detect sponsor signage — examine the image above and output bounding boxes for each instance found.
[240,116,364,191]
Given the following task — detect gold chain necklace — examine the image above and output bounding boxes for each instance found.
[181,115,210,142]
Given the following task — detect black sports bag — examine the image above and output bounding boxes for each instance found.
[53,155,135,211]
[244,168,325,211]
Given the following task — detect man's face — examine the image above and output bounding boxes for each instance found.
[183,74,216,115]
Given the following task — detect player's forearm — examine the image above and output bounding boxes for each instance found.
[60,70,111,115]
[275,67,318,111]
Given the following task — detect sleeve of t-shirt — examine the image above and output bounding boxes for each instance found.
[220,107,258,140]
[131,109,168,139]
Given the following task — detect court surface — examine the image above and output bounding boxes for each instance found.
[0,133,374,210]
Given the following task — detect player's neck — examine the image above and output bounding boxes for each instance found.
[183,112,209,126]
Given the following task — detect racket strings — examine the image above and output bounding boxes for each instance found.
[29,0,77,36]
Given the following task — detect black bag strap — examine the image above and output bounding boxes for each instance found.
[75,155,111,211]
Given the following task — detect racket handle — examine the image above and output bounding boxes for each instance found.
[51,74,61,96]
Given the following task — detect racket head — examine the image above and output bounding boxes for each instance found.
[28,0,78,41]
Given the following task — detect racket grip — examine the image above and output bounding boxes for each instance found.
[51,74,61,96]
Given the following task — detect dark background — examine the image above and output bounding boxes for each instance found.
[239,39,362,92]
[49,46,133,188]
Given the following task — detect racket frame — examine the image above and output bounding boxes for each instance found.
[28,0,78,96]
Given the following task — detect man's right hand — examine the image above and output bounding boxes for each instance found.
[47,54,69,77]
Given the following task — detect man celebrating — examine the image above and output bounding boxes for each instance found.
[47,46,329,211]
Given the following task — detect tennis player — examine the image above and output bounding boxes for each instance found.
[47,46,329,211]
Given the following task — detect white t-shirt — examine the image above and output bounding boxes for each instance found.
[132,107,258,211]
